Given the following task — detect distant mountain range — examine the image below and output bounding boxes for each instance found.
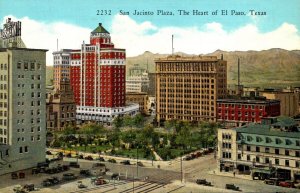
[46,49,300,87]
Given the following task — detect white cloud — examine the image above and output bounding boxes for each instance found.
[111,15,300,56]
[1,15,91,65]
[2,15,300,65]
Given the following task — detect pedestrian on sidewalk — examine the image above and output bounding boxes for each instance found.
[233,171,236,177]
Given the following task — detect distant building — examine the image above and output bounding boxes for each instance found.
[126,72,149,93]
[0,18,47,175]
[217,98,280,127]
[46,79,76,131]
[260,90,299,117]
[155,55,227,124]
[217,117,300,181]
[147,72,156,96]
[126,92,148,114]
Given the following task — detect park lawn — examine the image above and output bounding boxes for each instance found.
[66,144,111,153]
[113,148,152,160]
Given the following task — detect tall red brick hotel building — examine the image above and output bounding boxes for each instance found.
[53,23,139,124]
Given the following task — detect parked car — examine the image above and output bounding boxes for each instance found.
[65,153,72,157]
[225,184,239,191]
[196,179,212,186]
[120,160,131,165]
[183,155,192,161]
[279,181,295,188]
[48,177,60,185]
[63,173,77,181]
[85,155,93,160]
[78,154,84,159]
[108,158,117,163]
[97,157,105,162]
[111,173,119,179]
[42,179,53,187]
[80,169,91,176]
[23,184,35,191]
[46,151,52,155]
[95,177,107,185]
[264,178,282,186]
[137,161,144,167]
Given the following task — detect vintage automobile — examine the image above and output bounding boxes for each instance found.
[278,181,295,188]
[225,183,239,191]
[95,177,107,185]
[196,179,212,186]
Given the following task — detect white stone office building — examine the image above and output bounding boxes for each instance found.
[0,47,47,175]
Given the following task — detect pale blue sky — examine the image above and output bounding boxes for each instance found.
[1,0,299,64]
[1,0,299,33]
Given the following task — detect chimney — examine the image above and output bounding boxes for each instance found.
[99,23,102,27]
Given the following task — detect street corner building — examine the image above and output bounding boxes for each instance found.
[0,18,47,175]
[155,55,227,124]
[217,117,300,181]
[53,23,139,125]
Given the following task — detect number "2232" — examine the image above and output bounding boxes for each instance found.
[97,10,112,15]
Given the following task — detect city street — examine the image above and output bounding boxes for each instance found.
[0,153,299,193]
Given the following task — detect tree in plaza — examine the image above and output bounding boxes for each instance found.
[123,115,134,128]
[62,125,77,135]
[132,113,145,128]
[112,116,123,129]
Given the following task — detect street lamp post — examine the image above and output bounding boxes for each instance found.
[136,146,138,178]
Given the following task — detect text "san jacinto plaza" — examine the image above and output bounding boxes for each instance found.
[119,9,266,16]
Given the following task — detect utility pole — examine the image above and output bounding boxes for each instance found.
[136,147,138,177]
[181,155,183,183]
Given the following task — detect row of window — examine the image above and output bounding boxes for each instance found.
[238,154,300,168]
[17,62,42,70]
[243,135,299,146]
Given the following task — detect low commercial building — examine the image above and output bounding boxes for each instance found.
[217,98,280,127]
[46,79,76,131]
[260,90,299,117]
[217,117,300,181]
[126,92,148,114]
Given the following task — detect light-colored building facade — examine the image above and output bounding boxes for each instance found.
[126,73,149,93]
[126,92,148,114]
[260,91,299,117]
[46,79,76,131]
[217,117,300,181]
[0,47,47,175]
[155,55,227,124]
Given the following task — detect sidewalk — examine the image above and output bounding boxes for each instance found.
[208,169,252,181]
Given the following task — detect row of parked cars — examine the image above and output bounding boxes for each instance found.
[42,173,77,187]
[184,148,214,161]
[196,179,240,191]
[264,178,300,189]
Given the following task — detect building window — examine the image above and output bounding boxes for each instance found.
[247,155,250,161]
[265,158,269,164]
[285,150,289,156]
[275,149,279,155]
[19,147,23,153]
[296,140,300,146]
[256,156,260,163]
[17,62,21,69]
[266,137,272,143]
[238,154,241,160]
[247,145,251,151]
[285,160,289,166]
[296,161,300,168]
[265,147,270,153]
[275,138,282,144]
[296,151,300,157]
[275,159,279,165]
[24,146,28,153]
[256,147,260,152]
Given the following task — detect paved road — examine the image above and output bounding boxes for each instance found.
[73,156,299,193]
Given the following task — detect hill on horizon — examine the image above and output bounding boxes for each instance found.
[46,48,300,88]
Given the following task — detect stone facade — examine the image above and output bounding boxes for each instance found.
[46,79,76,131]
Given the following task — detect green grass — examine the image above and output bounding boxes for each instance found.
[114,148,151,159]
[66,144,111,153]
